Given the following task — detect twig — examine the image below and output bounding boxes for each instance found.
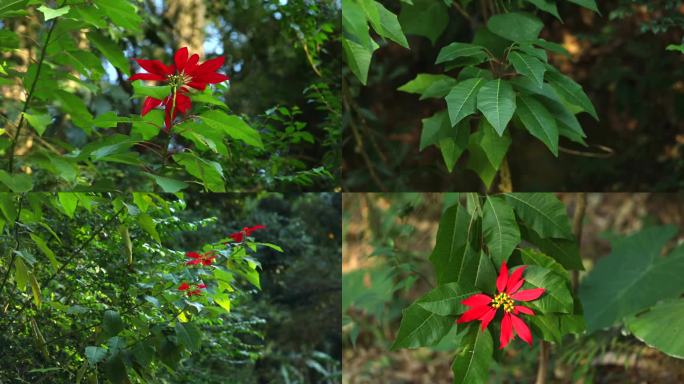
[5,206,126,324]
[535,340,549,384]
[571,193,587,292]
[497,157,513,192]
[6,11,60,172]
[0,194,25,301]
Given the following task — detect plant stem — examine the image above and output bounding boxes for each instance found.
[6,16,59,172]
[0,194,24,302]
[497,157,513,192]
[535,341,549,384]
[5,206,125,325]
[571,192,587,292]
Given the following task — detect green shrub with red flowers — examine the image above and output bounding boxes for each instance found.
[0,192,282,383]
[0,0,339,192]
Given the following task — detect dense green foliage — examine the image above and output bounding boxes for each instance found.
[342,0,684,191]
[0,0,340,192]
[0,192,341,383]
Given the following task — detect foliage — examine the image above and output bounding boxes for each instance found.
[0,192,282,383]
[0,0,340,192]
[343,0,599,190]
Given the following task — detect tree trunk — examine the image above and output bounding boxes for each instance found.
[164,0,206,57]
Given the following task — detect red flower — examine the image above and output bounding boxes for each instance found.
[456,262,545,349]
[178,281,207,297]
[185,251,216,266]
[130,47,230,131]
[228,225,266,243]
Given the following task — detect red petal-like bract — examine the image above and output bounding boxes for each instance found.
[456,305,491,324]
[461,293,492,307]
[496,261,508,292]
[506,266,526,294]
[479,307,497,330]
[178,282,190,291]
[511,288,545,302]
[499,313,513,349]
[510,313,533,345]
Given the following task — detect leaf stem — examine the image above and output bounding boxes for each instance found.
[535,341,549,384]
[6,14,59,172]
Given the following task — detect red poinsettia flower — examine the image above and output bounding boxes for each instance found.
[178,282,207,297]
[457,262,545,349]
[185,251,216,266]
[130,47,230,131]
[228,225,266,243]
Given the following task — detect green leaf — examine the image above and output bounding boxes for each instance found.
[38,5,70,21]
[429,203,481,287]
[504,193,573,239]
[85,346,108,367]
[131,110,163,140]
[374,1,409,48]
[144,173,189,193]
[89,31,130,76]
[566,0,599,13]
[528,314,562,343]
[23,112,51,136]
[391,302,453,349]
[545,69,598,120]
[398,73,456,98]
[398,0,448,45]
[509,51,546,87]
[416,283,479,316]
[103,310,124,337]
[103,352,129,384]
[521,226,583,270]
[625,299,684,359]
[516,95,559,156]
[534,39,571,57]
[131,83,171,100]
[487,12,543,42]
[29,272,41,308]
[55,91,93,132]
[93,112,122,129]
[451,325,493,384]
[420,110,450,151]
[466,120,511,188]
[438,121,470,172]
[214,293,231,312]
[14,257,28,292]
[525,0,560,19]
[476,79,516,136]
[189,93,228,109]
[93,0,142,33]
[666,44,684,53]
[580,226,684,332]
[519,248,568,278]
[482,196,520,266]
[522,265,573,313]
[175,321,201,352]
[436,42,488,65]
[29,234,59,272]
[0,170,33,192]
[58,192,78,218]
[445,77,486,126]
[173,152,225,192]
[200,110,263,149]
[138,213,161,243]
[0,0,29,18]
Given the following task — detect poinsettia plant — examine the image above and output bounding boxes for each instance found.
[342,0,601,191]
[391,193,585,383]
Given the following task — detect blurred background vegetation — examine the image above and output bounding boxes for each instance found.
[0,192,341,383]
[343,1,684,191]
[1,0,340,191]
[342,193,684,383]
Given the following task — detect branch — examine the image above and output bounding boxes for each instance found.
[6,14,60,172]
[5,206,126,324]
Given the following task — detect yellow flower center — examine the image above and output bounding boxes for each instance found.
[167,73,192,87]
[492,292,514,313]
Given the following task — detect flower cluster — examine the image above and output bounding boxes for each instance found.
[130,47,230,131]
[185,251,216,266]
[177,282,207,297]
[228,225,266,243]
[178,225,265,297]
[457,262,545,349]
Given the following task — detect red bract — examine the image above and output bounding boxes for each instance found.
[178,281,207,297]
[130,47,230,131]
[228,225,266,243]
[185,251,216,266]
[457,262,545,349]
